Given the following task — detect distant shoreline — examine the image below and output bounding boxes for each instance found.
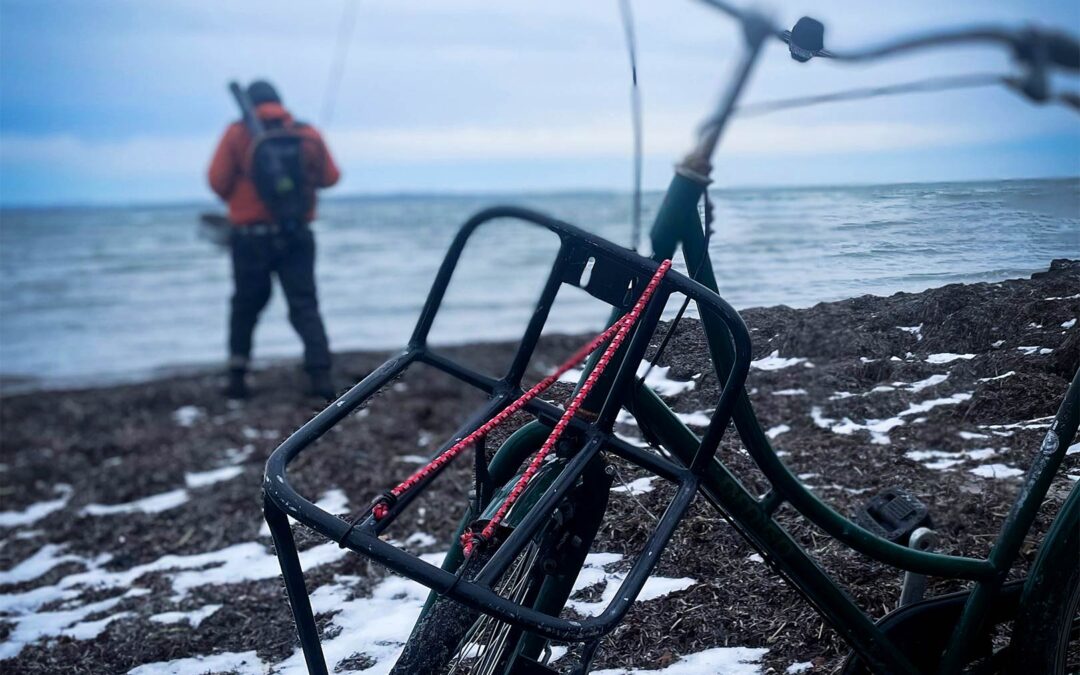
[1,174,1076,212]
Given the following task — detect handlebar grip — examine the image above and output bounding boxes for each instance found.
[1044,30,1080,71]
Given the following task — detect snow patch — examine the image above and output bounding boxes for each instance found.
[904,373,948,392]
[559,362,695,397]
[674,410,712,427]
[402,532,437,548]
[611,477,657,495]
[977,371,1015,383]
[567,553,696,618]
[750,350,810,371]
[772,389,808,396]
[171,405,205,427]
[0,544,93,585]
[1016,346,1053,356]
[221,444,256,465]
[0,484,73,528]
[242,426,279,440]
[0,587,147,659]
[615,431,650,449]
[896,392,973,417]
[811,393,969,445]
[591,646,768,675]
[184,466,243,489]
[270,553,445,674]
[129,650,266,675]
[259,489,349,537]
[897,324,923,341]
[1063,318,1077,329]
[925,353,975,364]
[149,604,222,628]
[980,415,1055,431]
[969,464,1024,479]
[906,448,998,471]
[82,488,190,516]
[811,407,904,445]
[766,424,790,440]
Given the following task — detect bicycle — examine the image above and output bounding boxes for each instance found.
[263,2,1080,673]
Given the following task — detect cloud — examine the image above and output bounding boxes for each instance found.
[3,0,1077,204]
[0,115,990,187]
[1,134,210,177]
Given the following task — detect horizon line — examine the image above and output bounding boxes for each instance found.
[1,173,1076,212]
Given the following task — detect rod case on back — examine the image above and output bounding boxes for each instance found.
[229,81,314,231]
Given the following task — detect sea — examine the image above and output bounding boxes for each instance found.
[1,177,1077,391]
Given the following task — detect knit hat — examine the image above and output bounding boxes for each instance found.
[247,80,282,105]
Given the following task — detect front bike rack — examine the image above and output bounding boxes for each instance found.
[263,206,752,674]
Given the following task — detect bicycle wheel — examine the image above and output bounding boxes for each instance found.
[391,458,611,675]
[1007,479,1080,674]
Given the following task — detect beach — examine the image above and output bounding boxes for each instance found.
[0,259,1077,674]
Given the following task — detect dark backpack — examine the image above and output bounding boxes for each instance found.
[248,120,317,228]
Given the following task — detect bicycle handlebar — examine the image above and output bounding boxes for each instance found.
[817,26,1080,73]
[697,0,1080,72]
[1025,28,1080,71]
[684,0,1078,171]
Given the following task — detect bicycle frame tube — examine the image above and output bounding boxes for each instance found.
[263,10,1079,672]
[641,36,1080,666]
[640,179,1080,670]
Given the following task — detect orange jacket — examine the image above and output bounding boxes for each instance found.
[208,102,341,225]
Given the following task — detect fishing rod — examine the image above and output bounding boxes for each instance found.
[321,0,360,126]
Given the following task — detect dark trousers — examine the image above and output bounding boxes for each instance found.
[229,227,331,372]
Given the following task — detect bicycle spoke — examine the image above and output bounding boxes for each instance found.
[447,542,542,675]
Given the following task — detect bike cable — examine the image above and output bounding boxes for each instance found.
[735,72,1006,117]
[618,0,644,253]
[636,181,715,388]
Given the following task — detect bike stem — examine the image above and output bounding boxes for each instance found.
[681,9,773,181]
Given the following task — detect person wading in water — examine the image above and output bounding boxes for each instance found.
[208,79,340,400]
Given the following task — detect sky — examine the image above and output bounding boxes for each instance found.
[1,0,1078,206]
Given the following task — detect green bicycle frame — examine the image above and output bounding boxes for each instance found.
[631,167,1080,674]
[263,8,1080,675]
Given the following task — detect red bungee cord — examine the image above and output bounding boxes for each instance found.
[462,259,671,555]
[371,320,624,520]
[371,260,672,558]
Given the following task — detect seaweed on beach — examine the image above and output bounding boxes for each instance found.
[0,261,1077,674]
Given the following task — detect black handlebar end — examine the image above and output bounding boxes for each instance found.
[1015,28,1080,72]
[789,17,825,62]
[1044,29,1080,71]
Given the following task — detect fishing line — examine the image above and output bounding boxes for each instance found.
[618,0,644,252]
[321,0,361,126]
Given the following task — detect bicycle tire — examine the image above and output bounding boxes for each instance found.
[390,461,611,674]
[389,545,498,675]
[1007,479,1080,674]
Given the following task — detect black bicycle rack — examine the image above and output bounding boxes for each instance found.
[262,206,753,674]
